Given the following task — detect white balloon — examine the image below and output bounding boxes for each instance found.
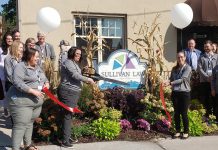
[171,3,193,29]
[36,7,61,32]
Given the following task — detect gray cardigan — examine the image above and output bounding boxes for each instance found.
[59,59,89,91]
[170,64,192,92]
[4,55,19,83]
[13,61,48,93]
[198,53,218,83]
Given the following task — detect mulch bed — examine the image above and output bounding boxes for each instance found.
[73,129,172,143]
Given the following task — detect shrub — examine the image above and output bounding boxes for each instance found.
[104,87,146,119]
[91,118,121,140]
[71,124,93,139]
[202,115,218,134]
[78,84,107,117]
[33,99,61,142]
[137,119,150,131]
[99,107,122,121]
[140,93,174,125]
[78,84,94,113]
[188,110,204,136]
[120,119,132,131]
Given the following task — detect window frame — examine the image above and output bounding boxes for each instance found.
[72,12,127,63]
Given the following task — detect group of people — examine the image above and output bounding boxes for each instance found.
[0,29,95,150]
[164,39,218,139]
[1,28,218,148]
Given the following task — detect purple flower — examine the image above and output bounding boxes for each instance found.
[155,119,171,132]
[137,119,150,131]
[120,119,132,131]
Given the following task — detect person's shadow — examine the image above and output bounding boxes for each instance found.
[0,116,12,149]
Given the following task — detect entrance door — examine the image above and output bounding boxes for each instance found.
[177,26,218,52]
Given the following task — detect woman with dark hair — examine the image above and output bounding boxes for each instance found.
[1,31,13,54]
[164,51,192,139]
[6,48,49,150]
[0,31,13,117]
[58,47,95,148]
[12,29,21,41]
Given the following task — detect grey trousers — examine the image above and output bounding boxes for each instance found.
[58,86,80,143]
[7,87,43,150]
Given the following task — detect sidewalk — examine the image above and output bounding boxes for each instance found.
[1,108,218,150]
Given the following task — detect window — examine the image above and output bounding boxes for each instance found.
[74,14,126,65]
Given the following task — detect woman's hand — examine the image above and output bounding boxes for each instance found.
[82,66,89,73]
[163,80,171,87]
[87,78,95,85]
[43,82,50,89]
[29,88,44,99]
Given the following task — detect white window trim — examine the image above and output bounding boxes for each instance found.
[74,15,126,63]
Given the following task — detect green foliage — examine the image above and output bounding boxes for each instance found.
[202,115,218,134]
[188,110,204,136]
[33,99,61,142]
[91,118,121,140]
[71,124,93,139]
[1,0,16,31]
[99,107,122,121]
[78,84,107,117]
[189,99,204,110]
[140,93,174,124]
[78,84,94,113]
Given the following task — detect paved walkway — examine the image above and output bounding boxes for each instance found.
[1,108,218,150]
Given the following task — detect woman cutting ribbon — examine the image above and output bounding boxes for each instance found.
[58,47,95,148]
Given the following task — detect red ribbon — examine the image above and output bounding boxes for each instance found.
[42,87,83,113]
[159,83,172,123]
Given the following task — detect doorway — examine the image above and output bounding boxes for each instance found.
[177,26,218,52]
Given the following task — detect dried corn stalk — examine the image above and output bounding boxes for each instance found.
[128,14,167,94]
[42,58,60,92]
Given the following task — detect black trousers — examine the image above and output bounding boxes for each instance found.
[57,86,80,143]
[199,82,212,117]
[172,91,190,133]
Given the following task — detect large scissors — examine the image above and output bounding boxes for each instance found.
[82,67,129,85]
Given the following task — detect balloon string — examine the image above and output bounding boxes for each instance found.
[159,83,172,123]
[42,87,83,113]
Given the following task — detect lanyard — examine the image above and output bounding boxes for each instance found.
[35,69,41,83]
[177,64,186,78]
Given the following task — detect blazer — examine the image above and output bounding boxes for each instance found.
[35,42,56,63]
[198,53,218,83]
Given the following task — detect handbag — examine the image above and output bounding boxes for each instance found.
[0,78,5,100]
